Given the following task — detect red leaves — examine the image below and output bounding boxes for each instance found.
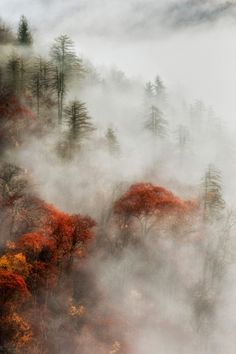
[0,94,34,121]
[27,262,58,292]
[70,214,96,244]
[17,232,55,261]
[0,93,36,149]
[114,183,188,218]
[0,270,30,306]
[43,204,96,252]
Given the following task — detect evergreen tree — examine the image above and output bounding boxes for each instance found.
[175,125,189,151]
[6,54,28,95]
[145,105,167,138]
[30,57,53,116]
[106,128,120,156]
[17,16,32,46]
[0,20,15,44]
[64,100,94,149]
[144,81,154,100]
[201,164,225,219]
[190,100,206,132]
[50,35,83,124]
[154,75,166,100]
[7,54,21,94]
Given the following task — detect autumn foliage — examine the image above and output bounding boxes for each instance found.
[0,170,96,352]
[0,93,36,149]
[0,270,30,308]
[114,182,191,218]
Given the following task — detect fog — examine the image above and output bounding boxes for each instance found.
[1,1,236,354]
[1,0,236,125]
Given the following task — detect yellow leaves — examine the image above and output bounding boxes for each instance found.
[6,312,32,348]
[0,252,31,278]
[68,302,86,317]
[6,240,16,249]
[109,341,121,354]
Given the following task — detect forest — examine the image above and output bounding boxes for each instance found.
[0,13,235,354]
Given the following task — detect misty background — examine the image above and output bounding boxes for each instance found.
[1,0,236,126]
[1,2,236,354]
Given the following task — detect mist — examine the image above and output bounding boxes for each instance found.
[0,2,236,354]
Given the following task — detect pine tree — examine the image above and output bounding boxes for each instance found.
[202,164,225,219]
[6,54,29,96]
[0,20,15,44]
[17,16,32,46]
[7,54,21,94]
[106,128,120,156]
[50,35,83,124]
[175,125,189,151]
[64,100,94,149]
[144,81,154,100]
[154,75,166,100]
[145,105,167,138]
[30,58,53,116]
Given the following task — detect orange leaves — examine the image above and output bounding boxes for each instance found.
[0,93,36,149]
[27,261,58,292]
[114,182,190,218]
[41,203,96,259]
[17,232,55,260]
[0,270,30,306]
[70,214,96,244]
[0,94,33,120]
[0,253,31,278]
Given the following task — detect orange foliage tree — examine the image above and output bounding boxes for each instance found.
[0,270,30,309]
[114,182,194,240]
[41,204,96,270]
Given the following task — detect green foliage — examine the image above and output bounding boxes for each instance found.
[154,75,166,100]
[202,164,225,219]
[64,100,95,148]
[144,81,154,100]
[106,128,120,156]
[0,20,15,44]
[145,105,168,138]
[30,57,54,116]
[50,35,83,123]
[17,16,32,46]
[175,125,189,151]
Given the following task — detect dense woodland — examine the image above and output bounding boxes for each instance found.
[0,16,235,354]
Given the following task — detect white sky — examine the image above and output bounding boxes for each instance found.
[1,0,236,127]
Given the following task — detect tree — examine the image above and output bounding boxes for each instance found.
[114,183,188,219]
[0,20,15,44]
[201,164,225,219]
[144,81,154,100]
[0,270,29,308]
[154,75,166,101]
[50,35,82,124]
[0,163,29,208]
[17,232,55,263]
[30,57,53,116]
[64,100,95,150]
[106,128,120,156]
[114,183,192,241]
[145,105,167,138]
[45,205,95,265]
[17,16,32,46]
[6,54,21,95]
[0,253,30,279]
[175,125,189,151]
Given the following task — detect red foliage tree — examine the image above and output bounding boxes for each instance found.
[26,261,58,295]
[17,232,55,262]
[114,183,194,239]
[0,270,30,309]
[114,183,188,218]
[42,205,96,269]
